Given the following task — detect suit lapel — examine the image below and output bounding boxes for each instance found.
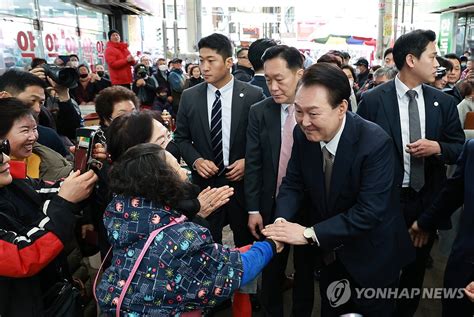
[381,81,403,162]
[327,114,357,213]
[229,81,244,149]
[198,83,212,150]
[422,84,439,140]
[263,100,281,174]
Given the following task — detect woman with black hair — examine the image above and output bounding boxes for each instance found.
[106,110,233,221]
[132,63,158,109]
[0,97,98,316]
[96,143,282,316]
[71,64,99,105]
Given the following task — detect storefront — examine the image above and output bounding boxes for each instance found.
[0,0,160,74]
[431,1,474,55]
[0,0,112,73]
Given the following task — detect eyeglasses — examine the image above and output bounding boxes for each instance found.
[0,139,10,164]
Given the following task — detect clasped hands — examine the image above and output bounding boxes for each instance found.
[405,139,441,158]
[194,158,245,181]
[261,219,308,246]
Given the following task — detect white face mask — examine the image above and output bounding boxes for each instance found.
[158,65,168,72]
[70,61,79,68]
[355,68,360,76]
[349,79,354,87]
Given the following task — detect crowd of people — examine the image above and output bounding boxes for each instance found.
[0,26,473,317]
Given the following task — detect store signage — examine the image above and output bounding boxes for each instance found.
[17,31,36,58]
[438,13,454,55]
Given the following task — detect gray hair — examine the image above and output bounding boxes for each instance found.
[373,66,398,80]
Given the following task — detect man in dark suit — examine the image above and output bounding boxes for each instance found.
[262,63,414,316]
[245,45,315,316]
[410,139,474,316]
[248,38,277,97]
[357,29,465,317]
[175,33,265,247]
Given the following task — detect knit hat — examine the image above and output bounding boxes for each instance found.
[108,29,120,40]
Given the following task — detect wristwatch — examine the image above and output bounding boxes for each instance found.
[303,227,316,245]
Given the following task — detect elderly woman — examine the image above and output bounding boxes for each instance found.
[96,143,282,316]
[106,110,233,221]
[0,98,98,316]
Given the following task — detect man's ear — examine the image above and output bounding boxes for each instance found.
[405,54,416,69]
[339,100,348,117]
[0,91,12,99]
[225,57,234,69]
[296,68,304,79]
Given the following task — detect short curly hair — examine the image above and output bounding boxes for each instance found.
[94,86,139,127]
[108,143,185,208]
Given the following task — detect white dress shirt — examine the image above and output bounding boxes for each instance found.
[320,115,346,156]
[207,77,234,167]
[394,75,426,187]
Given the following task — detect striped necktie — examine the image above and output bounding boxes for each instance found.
[210,90,225,174]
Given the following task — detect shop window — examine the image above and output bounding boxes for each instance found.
[0,17,41,74]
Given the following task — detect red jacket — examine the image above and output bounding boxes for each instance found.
[104,41,135,85]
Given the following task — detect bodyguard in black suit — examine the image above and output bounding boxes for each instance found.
[175,33,265,247]
[245,45,315,316]
[410,139,474,316]
[263,63,414,317]
[357,30,465,316]
[248,38,277,97]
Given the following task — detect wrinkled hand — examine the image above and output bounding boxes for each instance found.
[58,170,98,203]
[464,282,474,302]
[194,158,218,179]
[406,139,441,158]
[262,220,307,245]
[81,224,94,239]
[408,221,430,248]
[197,186,234,218]
[226,158,245,182]
[248,213,264,239]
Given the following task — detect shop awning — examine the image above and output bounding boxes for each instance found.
[431,2,474,14]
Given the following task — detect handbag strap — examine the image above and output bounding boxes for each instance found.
[93,246,113,303]
[116,215,186,317]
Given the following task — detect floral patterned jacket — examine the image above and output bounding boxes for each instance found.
[96,195,243,316]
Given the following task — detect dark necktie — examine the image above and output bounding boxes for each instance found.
[406,90,424,192]
[322,146,334,199]
[210,90,225,174]
[322,146,336,265]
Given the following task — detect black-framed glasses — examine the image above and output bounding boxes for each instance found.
[0,139,10,164]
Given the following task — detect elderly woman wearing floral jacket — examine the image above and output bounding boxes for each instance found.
[96,144,282,316]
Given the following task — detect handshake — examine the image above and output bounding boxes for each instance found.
[248,217,312,253]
